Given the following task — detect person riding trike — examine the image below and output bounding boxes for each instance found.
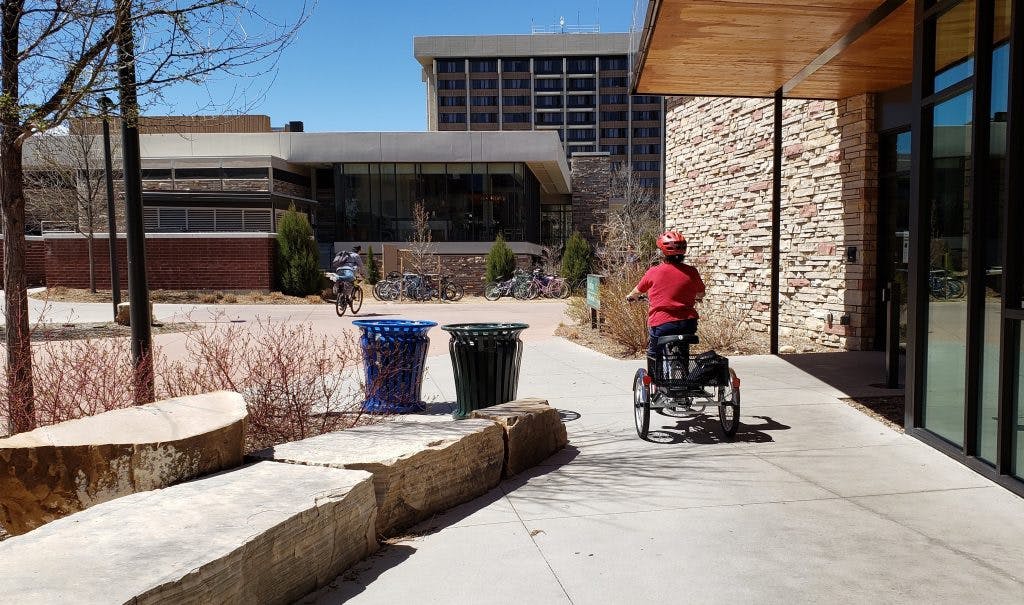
[626,231,741,440]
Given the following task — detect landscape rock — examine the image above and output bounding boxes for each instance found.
[252,419,504,536]
[0,391,247,535]
[470,398,568,477]
[115,301,155,326]
[0,462,377,605]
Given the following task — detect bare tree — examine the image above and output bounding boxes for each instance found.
[26,120,119,293]
[1,0,311,434]
[406,201,436,275]
[601,165,661,276]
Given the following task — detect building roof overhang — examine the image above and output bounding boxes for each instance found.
[135,131,572,195]
[632,0,915,100]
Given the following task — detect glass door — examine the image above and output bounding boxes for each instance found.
[880,131,911,388]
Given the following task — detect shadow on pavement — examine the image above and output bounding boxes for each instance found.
[300,544,417,604]
[778,351,903,398]
[646,414,791,445]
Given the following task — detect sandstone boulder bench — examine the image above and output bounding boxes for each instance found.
[0,462,378,605]
[0,391,248,535]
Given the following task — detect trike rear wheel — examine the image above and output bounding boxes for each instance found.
[633,369,651,440]
[718,384,740,438]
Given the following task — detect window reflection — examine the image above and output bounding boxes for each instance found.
[933,0,975,92]
[923,91,973,446]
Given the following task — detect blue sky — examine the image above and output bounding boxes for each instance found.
[151,1,639,132]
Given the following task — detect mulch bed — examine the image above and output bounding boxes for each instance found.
[2,322,200,343]
[31,288,322,305]
[841,396,905,432]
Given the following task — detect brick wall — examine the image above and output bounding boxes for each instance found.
[570,154,611,245]
[663,94,878,350]
[0,237,47,287]
[44,234,277,291]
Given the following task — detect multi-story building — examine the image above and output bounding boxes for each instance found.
[413,32,664,199]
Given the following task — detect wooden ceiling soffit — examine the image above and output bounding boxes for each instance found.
[635,0,913,99]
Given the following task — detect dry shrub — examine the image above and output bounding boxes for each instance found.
[595,269,650,356]
[198,293,218,304]
[564,295,591,327]
[222,293,238,304]
[697,300,765,355]
[1,315,391,453]
[158,317,378,452]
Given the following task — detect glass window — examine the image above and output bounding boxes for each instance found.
[534,58,562,74]
[634,161,659,172]
[601,144,626,155]
[600,111,627,122]
[534,78,563,92]
[599,56,628,71]
[633,144,661,155]
[503,95,530,106]
[439,79,465,90]
[600,128,627,139]
[502,59,529,72]
[470,112,497,123]
[1016,328,1024,477]
[632,95,662,104]
[934,0,976,92]
[638,178,658,188]
[535,113,562,125]
[569,78,593,93]
[567,112,594,126]
[470,96,498,106]
[633,110,661,121]
[469,59,497,73]
[600,94,628,104]
[439,96,465,107]
[439,113,466,124]
[567,95,594,108]
[600,76,627,88]
[503,112,530,123]
[503,78,530,89]
[175,167,221,179]
[633,127,661,138]
[567,57,595,73]
[436,59,464,73]
[141,168,172,180]
[223,167,269,179]
[568,145,596,153]
[535,96,561,108]
[566,128,595,142]
[978,13,1011,463]
[470,79,497,90]
[923,91,973,446]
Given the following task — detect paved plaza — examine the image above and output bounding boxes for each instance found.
[308,339,1024,604]
[6,292,1024,603]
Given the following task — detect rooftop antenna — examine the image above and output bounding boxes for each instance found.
[559,16,565,33]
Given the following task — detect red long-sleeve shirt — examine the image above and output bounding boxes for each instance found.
[636,262,705,328]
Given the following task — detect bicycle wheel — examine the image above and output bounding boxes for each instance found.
[349,285,364,314]
[552,280,570,299]
[372,281,386,301]
[484,282,503,301]
[335,291,349,317]
[718,384,740,438]
[441,283,459,302]
[446,282,465,301]
[633,369,651,440]
[949,278,965,298]
[378,281,399,301]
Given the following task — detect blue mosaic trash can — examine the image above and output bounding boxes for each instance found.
[352,319,437,413]
[441,323,528,419]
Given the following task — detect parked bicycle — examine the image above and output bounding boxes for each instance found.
[373,271,465,302]
[484,269,531,301]
[928,269,965,299]
[517,268,570,299]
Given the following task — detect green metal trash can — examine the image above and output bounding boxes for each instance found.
[441,323,529,419]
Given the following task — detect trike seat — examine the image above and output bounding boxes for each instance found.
[656,334,700,347]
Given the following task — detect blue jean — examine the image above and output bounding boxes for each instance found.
[648,319,698,358]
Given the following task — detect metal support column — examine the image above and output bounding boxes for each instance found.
[116,0,154,403]
[770,89,782,355]
[99,96,120,321]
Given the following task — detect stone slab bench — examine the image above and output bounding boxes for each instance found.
[0,391,247,535]
[0,461,377,605]
[470,398,568,477]
[252,419,504,536]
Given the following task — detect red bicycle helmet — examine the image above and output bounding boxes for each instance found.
[656,230,688,254]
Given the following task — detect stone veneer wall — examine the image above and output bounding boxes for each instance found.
[663,94,878,350]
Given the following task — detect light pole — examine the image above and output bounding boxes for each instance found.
[116,0,154,403]
[98,95,121,321]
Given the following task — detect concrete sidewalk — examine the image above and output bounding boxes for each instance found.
[307,339,1024,604]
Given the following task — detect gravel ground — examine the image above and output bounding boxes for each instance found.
[841,396,905,432]
[2,321,199,342]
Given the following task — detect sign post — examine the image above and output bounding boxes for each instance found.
[586,274,604,329]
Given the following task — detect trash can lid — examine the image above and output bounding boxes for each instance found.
[441,322,529,334]
[352,319,438,331]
